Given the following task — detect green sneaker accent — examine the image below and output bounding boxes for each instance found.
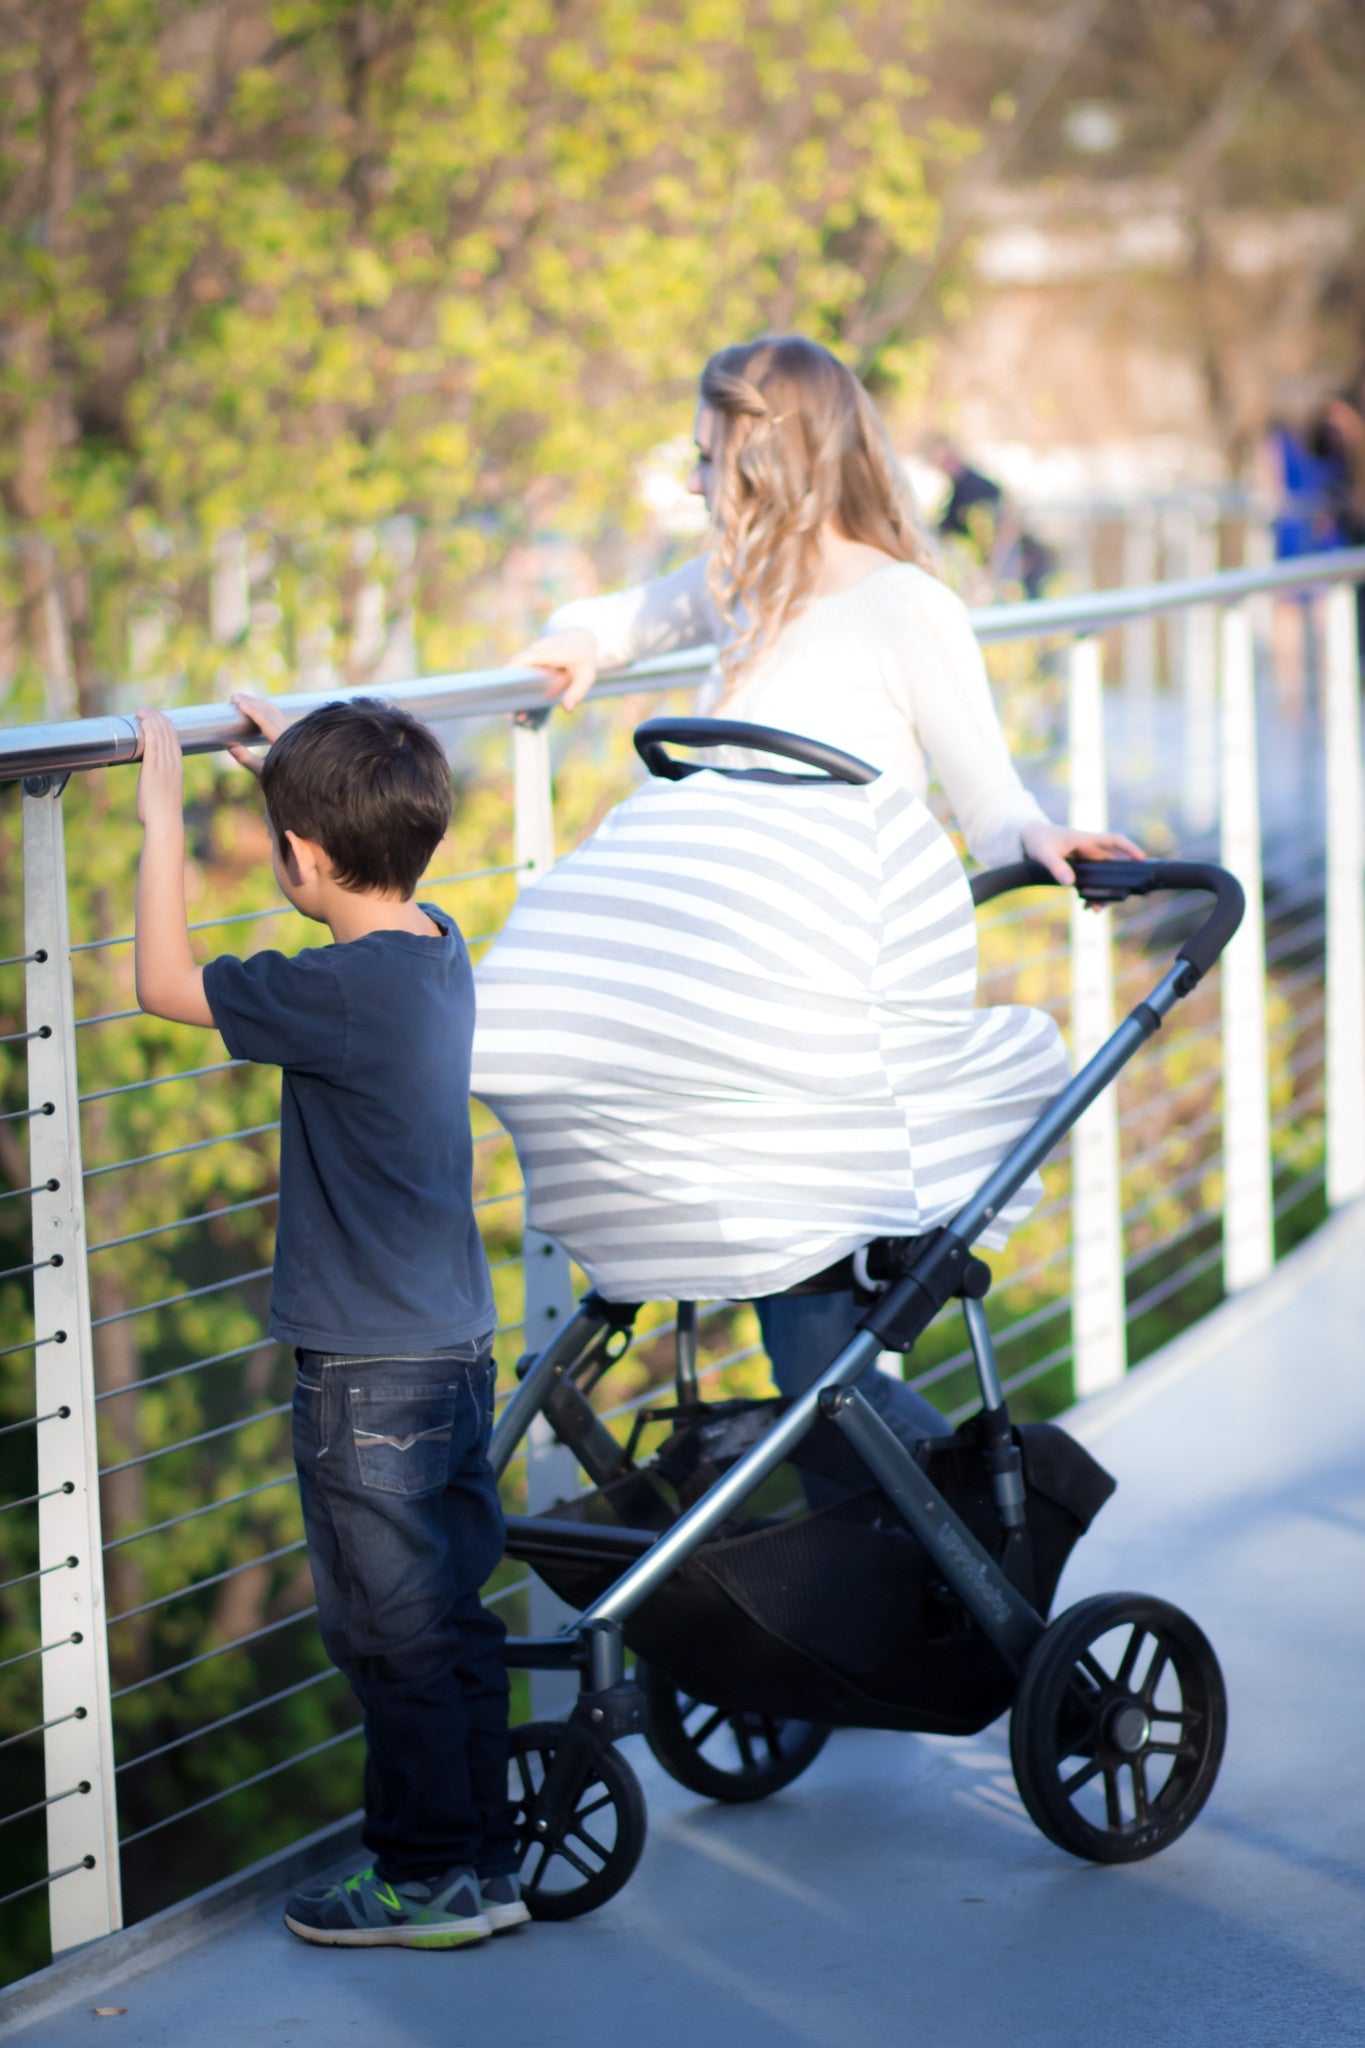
[407,1927,490,1950]
[284,1863,491,1949]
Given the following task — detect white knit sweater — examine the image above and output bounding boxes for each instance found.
[550,555,1049,871]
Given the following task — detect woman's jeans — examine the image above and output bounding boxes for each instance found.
[292,1336,515,1884]
[755,1291,952,1453]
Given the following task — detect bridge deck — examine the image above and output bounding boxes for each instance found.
[5,1204,1364,2048]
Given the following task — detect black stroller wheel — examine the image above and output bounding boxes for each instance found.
[640,1662,831,1804]
[1009,1592,1227,1864]
[509,1720,647,1920]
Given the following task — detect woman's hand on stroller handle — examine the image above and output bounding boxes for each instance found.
[970,858,1246,984]
[1019,819,1145,890]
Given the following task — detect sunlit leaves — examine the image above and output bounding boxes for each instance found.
[1,0,967,576]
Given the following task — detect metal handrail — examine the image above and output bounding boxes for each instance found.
[967,547,1365,641]
[2,545,1363,783]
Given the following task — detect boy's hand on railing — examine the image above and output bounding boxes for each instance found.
[1021,820,1145,890]
[136,708,185,829]
[227,692,289,774]
[514,628,599,712]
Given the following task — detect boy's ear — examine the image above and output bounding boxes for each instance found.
[283,830,334,883]
[276,823,302,880]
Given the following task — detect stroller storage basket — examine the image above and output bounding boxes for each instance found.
[505,1398,1116,1737]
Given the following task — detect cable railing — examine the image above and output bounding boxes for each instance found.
[0,543,1361,1987]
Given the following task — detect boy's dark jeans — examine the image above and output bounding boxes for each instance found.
[292,1337,516,1884]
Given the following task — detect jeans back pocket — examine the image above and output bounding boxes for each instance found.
[348,1380,463,1496]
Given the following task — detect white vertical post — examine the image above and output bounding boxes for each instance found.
[1068,637,1127,1397]
[1177,506,1220,835]
[512,713,557,894]
[23,778,122,1951]
[1219,608,1274,1290]
[512,716,578,1710]
[1324,582,1365,1206]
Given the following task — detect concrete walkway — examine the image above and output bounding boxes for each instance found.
[6,1205,1365,2048]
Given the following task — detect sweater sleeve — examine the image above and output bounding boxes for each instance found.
[888,576,1050,870]
[547,554,722,670]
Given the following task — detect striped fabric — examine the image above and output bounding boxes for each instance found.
[471,769,1069,1304]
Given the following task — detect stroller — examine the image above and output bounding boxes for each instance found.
[488,719,1243,1919]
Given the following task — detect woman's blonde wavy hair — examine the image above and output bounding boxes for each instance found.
[698,335,934,690]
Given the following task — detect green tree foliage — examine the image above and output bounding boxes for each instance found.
[0,0,970,706]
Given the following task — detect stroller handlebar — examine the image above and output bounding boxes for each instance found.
[634,717,879,785]
[630,718,1245,980]
[970,858,1246,982]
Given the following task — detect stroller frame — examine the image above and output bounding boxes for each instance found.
[490,719,1244,1916]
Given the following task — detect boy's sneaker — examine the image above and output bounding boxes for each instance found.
[479,1871,530,1933]
[283,1864,491,1948]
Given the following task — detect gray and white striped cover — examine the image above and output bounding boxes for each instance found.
[471,769,1069,1303]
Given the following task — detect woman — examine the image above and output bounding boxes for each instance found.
[519,335,1140,1443]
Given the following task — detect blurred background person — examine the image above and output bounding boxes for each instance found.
[920,431,1056,601]
[1257,389,1354,705]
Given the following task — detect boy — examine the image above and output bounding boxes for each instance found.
[134,694,525,1948]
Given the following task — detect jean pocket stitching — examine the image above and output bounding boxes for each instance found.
[347,1382,464,1496]
[352,1422,452,1455]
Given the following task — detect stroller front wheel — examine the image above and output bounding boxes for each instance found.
[509,1720,648,1919]
[1009,1591,1227,1864]
[640,1662,831,1804]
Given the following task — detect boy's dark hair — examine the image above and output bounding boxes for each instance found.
[260,699,451,897]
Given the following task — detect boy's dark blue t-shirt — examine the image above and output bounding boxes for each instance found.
[203,906,494,1354]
